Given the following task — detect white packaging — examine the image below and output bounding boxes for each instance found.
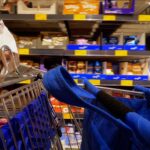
[0,20,18,53]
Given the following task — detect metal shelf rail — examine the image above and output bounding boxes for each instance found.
[1,14,150,22]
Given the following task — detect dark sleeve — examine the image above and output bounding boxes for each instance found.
[96,90,134,120]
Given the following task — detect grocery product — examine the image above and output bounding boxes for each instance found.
[63,0,100,14]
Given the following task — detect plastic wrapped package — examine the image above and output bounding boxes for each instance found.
[41,33,68,49]
[0,20,19,82]
[17,36,40,48]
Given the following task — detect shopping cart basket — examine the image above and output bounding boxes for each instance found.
[0,80,63,150]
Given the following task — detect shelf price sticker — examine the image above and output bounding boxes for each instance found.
[74,79,78,84]
[103,15,116,21]
[121,80,133,86]
[19,80,31,84]
[138,15,150,22]
[115,50,128,56]
[19,48,29,55]
[75,50,87,56]
[89,79,101,85]
[63,113,73,119]
[35,14,47,21]
[74,14,86,21]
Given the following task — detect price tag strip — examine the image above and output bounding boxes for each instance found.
[19,48,29,55]
[74,14,86,21]
[115,50,128,56]
[35,14,47,21]
[89,79,101,85]
[138,15,150,22]
[103,15,116,21]
[121,80,133,86]
[75,50,87,56]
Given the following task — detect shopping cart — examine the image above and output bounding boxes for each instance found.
[0,79,145,150]
[0,79,86,150]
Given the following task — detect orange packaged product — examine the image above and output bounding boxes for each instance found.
[64,0,79,4]
[80,1,100,14]
[63,3,80,14]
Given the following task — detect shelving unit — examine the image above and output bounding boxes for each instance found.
[76,79,150,87]
[0,0,150,88]
[1,14,150,22]
[18,49,150,57]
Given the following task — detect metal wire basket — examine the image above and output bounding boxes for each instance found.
[0,80,83,150]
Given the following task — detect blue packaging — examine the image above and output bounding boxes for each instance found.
[70,73,148,81]
[124,45,146,51]
[102,45,123,50]
[67,44,100,51]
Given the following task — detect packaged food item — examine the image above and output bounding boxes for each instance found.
[94,61,102,74]
[103,62,114,75]
[87,61,94,74]
[80,1,100,15]
[63,0,100,14]
[17,36,40,48]
[76,61,86,74]
[63,0,80,15]
[104,0,135,14]
[41,33,68,49]
[68,61,77,73]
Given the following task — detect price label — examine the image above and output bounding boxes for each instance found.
[19,48,29,55]
[74,79,78,84]
[115,50,128,56]
[121,80,133,86]
[63,113,73,119]
[35,14,47,20]
[103,15,116,21]
[75,50,87,56]
[19,80,31,84]
[89,79,101,85]
[138,15,150,22]
[74,14,86,20]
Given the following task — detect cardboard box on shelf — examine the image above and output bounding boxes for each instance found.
[17,0,57,14]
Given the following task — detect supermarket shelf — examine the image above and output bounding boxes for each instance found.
[1,14,150,22]
[19,49,150,60]
[76,79,150,87]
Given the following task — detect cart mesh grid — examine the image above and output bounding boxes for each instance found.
[0,80,82,150]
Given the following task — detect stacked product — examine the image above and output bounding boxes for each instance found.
[102,33,145,50]
[41,32,68,49]
[64,59,149,81]
[21,60,47,71]
[16,36,40,49]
